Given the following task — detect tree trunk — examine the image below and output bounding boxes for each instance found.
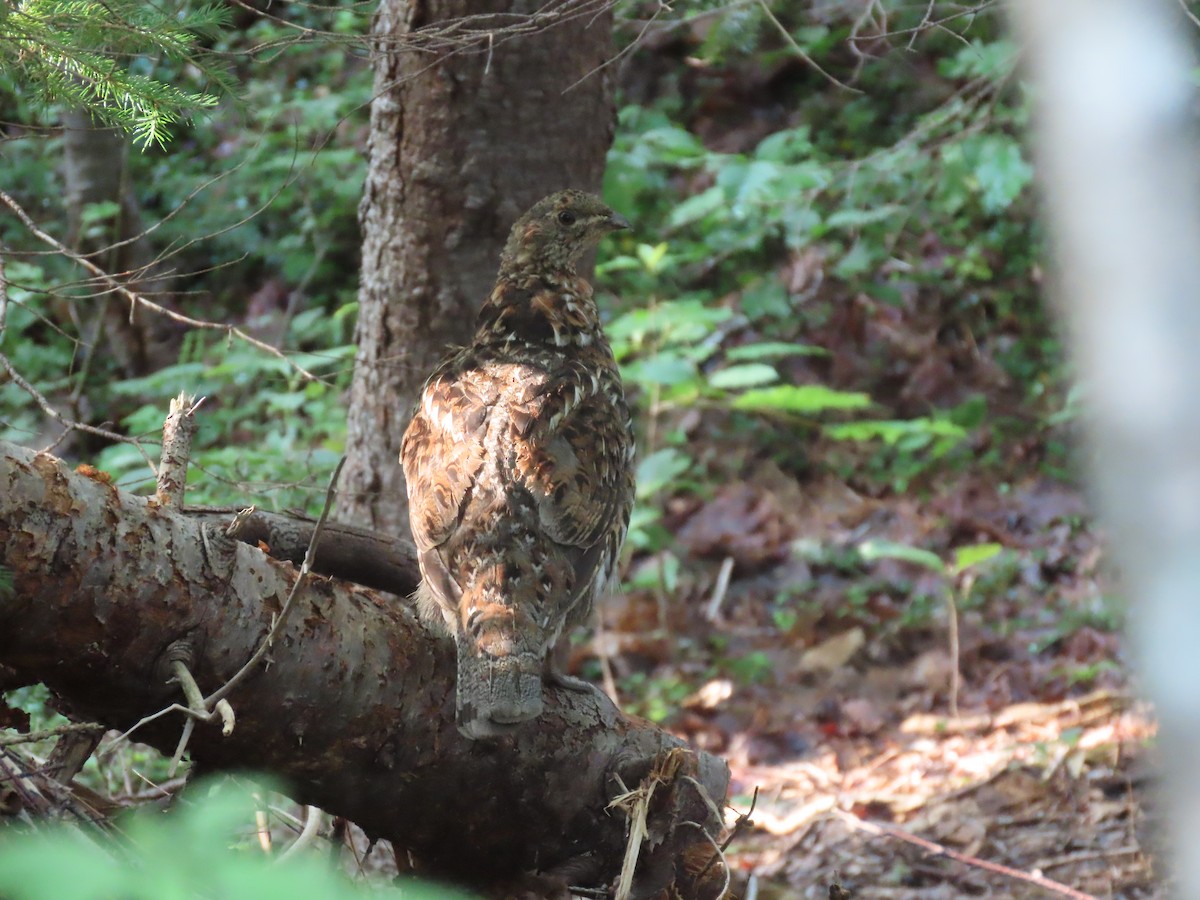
[60,110,178,377]
[0,440,728,896]
[1010,0,1199,890]
[341,0,617,532]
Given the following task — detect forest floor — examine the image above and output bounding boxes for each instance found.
[593,468,1159,899]
[582,284,1161,897]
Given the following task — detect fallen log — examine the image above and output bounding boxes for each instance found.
[0,437,729,897]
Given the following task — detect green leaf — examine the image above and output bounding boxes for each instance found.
[738,279,793,319]
[833,240,878,278]
[824,205,903,231]
[607,300,732,348]
[973,136,1034,213]
[858,539,944,573]
[636,448,692,499]
[733,384,872,414]
[939,39,1018,80]
[636,242,670,274]
[726,342,825,361]
[708,363,778,389]
[628,551,680,592]
[755,126,813,163]
[667,186,726,228]
[0,830,126,900]
[80,200,121,225]
[622,354,698,387]
[952,543,1003,574]
[824,418,967,447]
[733,160,784,208]
[643,125,708,162]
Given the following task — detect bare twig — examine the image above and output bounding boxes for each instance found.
[0,246,8,339]
[833,808,1099,900]
[107,702,202,750]
[563,0,666,93]
[278,806,325,862]
[756,0,862,94]
[945,583,960,718]
[608,748,689,900]
[680,820,731,899]
[0,350,159,470]
[0,723,106,747]
[1182,0,1200,29]
[877,1,997,40]
[704,556,735,622]
[107,458,343,756]
[203,456,346,708]
[0,189,323,383]
[908,0,938,50]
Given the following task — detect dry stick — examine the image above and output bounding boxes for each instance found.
[756,0,862,94]
[278,806,325,863]
[1035,846,1141,872]
[0,723,106,747]
[907,0,938,50]
[876,0,997,40]
[679,821,732,900]
[0,189,322,383]
[704,556,735,622]
[563,0,666,94]
[0,350,158,469]
[153,391,211,774]
[685,777,755,891]
[0,246,8,338]
[227,0,615,53]
[166,656,232,774]
[609,774,652,900]
[945,582,960,718]
[608,748,689,900]
[1182,0,1200,30]
[832,809,1098,900]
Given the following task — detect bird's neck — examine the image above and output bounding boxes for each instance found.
[475,272,603,350]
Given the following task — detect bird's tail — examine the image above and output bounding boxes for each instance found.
[453,568,544,740]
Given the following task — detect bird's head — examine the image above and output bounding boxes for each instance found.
[499,190,630,276]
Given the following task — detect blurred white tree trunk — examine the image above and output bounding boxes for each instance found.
[1011,1,1200,894]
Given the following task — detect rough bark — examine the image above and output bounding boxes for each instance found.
[61,110,178,376]
[341,0,617,532]
[0,440,728,896]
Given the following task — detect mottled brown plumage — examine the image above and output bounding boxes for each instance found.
[400,191,635,739]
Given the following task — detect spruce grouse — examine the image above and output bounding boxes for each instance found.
[400,190,635,739]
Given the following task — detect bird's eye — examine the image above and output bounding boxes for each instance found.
[557,210,576,226]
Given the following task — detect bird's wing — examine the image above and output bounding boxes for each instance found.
[400,353,491,609]
[514,362,634,606]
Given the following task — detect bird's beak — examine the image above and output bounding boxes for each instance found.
[607,212,632,232]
